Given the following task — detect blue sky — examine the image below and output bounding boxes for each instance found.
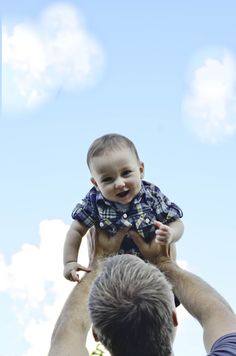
[1,1,236,355]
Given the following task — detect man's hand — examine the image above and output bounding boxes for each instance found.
[63,262,91,282]
[87,226,130,264]
[129,230,176,268]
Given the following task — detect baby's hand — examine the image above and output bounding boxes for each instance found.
[63,261,91,282]
[154,220,174,245]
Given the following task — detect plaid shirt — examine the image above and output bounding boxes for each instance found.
[72,180,183,257]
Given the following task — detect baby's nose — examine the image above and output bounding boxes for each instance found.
[114,177,125,188]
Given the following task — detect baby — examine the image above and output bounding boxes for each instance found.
[63,133,184,282]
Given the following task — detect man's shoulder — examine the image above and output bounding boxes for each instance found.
[208,333,236,356]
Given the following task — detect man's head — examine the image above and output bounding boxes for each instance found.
[87,134,144,204]
[88,254,178,356]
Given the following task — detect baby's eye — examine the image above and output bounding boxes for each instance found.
[101,177,113,183]
[122,170,132,177]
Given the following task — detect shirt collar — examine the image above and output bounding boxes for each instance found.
[96,191,112,207]
[133,181,146,204]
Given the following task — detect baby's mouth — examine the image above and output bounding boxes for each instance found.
[116,190,129,198]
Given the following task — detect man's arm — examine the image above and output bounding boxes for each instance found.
[48,266,95,356]
[48,226,129,356]
[130,232,236,353]
[162,259,236,352]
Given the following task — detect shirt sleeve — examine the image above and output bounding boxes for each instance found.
[207,333,236,356]
[151,185,183,224]
[71,189,98,228]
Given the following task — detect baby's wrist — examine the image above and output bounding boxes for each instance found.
[64,260,77,267]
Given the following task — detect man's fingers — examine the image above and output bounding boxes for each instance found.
[169,243,177,260]
[158,244,173,258]
[108,227,130,251]
[115,227,130,239]
[111,227,130,245]
[129,230,145,250]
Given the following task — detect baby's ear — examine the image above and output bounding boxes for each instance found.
[140,161,144,179]
[91,177,99,191]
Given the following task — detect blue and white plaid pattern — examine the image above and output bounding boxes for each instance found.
[72,180,183,257]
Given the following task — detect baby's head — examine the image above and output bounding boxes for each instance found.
[87,134,144,204]
[87,133,140,168]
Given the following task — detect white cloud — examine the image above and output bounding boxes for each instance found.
[0,219,97,356]
[182,51,236,143]
[2,3,104,111]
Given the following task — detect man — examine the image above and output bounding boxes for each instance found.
[48,226,130,356]
[48,228,236,355]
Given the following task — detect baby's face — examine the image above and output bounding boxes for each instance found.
[90,147,144,204]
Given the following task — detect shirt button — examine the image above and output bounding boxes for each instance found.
[100,222,104,227]
[123,213,128,218]
[145,218,150,223]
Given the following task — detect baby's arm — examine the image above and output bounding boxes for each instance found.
[154,219,184,245]
[63,220,91,282]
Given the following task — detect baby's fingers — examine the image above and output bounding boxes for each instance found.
[70,270,81,282]
[70,264,91,282]
[155,236,168,245]
[154,220,165,230]
[77,264,91,273]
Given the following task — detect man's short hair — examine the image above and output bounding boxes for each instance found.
[86,133,140,168]
[88,254,174,356]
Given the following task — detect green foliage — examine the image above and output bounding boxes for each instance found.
[90,342,105,356]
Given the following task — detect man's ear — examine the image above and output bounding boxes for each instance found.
[139,162,145,179]
[172,311,178,327]
[91,177,99,191]
[92,326,99,342]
